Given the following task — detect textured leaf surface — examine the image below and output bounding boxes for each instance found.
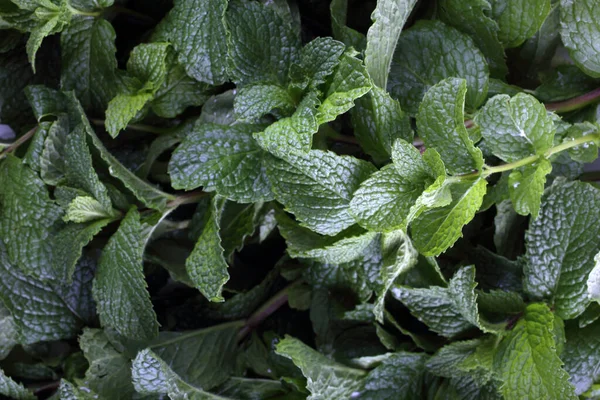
[93,208,159,341]
[508,159,552,218]
[561,0,600,78]
[234,84,295,122]
[276,336,366,399]
[154,0,228,84]
[563,319,600,395]
[476,93,555,162]
[493,303,577,400]
[490,0,551,48]
[389,20,489,115]
[186,196,229,302]
[524,181,600,319]
[364,0,418,89]
[417,78,484,174]
[0,368,34,400]
[412,179,487,256]
[267,149,376,236]
[0,302,17,360]
[169,122,273,203]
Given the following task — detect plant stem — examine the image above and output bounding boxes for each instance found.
[166,190,207,208]
[66,5,102,17]
[90,119,173,135]
[455,133,600,180]
[545,87,600,113]
[0,126,37,160]
[237,280,302,342]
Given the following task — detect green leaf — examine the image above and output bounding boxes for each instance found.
[226,0,300,86]
[374,230,418,322]
[0,302,17,360]
[351,86,413,163]
[0,368,35,400]
[234,84,295,122]
[493,303,577,400]
[63,196,117,223]
[524,181,600,319]
[392,266,497,337]
[93,208,159,341]
[39,114,69,185]
[364,0,417,89]
[411,178,488,256]
[275,336,367,399]
[104,92,153,138]
[26,8,68,71]
[560,0,600,77]
[508,158,552,218]
[475,93,555,162]
[60,17,121,110]
[289,37,346,90]
[437,0,507,77]
[153,0,227,84]
[58,380,98,400]
[267,149,376,236]
[359,351,428,400]
[147,321,243,391]
[416,77,484,174]
[564,122,600,163]
[169,122,273,203]
[563,319,600,395]
[316,51,372,125]
[79,328,136,399]
[389,20,489,115]
[186,195,229,302]
[277,213,379,264]
[489,0,551,48]
[0,155,63,279]
[0,242,81,344]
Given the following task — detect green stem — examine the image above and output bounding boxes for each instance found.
[545,87,600,113]
[455,133,600,180]
[166,191,207,208]
[66,5,102,17]
[90,119,173,135]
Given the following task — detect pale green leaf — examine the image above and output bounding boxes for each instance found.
[475,93,555,162]
[64,196,117,223]
[412,178,488,256]
[508,158,552,218]
[493,303,577,400]
[416,77,484,174]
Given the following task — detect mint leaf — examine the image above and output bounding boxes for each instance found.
[563,319,600,395]
[169,122,273,203]
[0,155,63,279]
[290,37,345,90]
[0,368,35,400]
[79,328,136,399]
[0,242,80,344]
[437,0,507,77]
[374,230,418,322]
[267,149,376,236]
[330,0,365,49]
[0,302,17,360]
[493,303,577,400]
[508,158,552,218]
[475,93,555,162]
[490,0,551,48]
[63,196,117,223]
[389,20,489,115]
[364,0,418,89]
[350,139,433,231]
[105,42,170,137]
[153,0,228,84]
[351,86,413,163]
[40,115,69,185]
[275,336,367,399]
[93,208,159,341]
[186,195,229,302]
[524,181,600,319]
[60,17,120,110]
[359,351,428,400]
[587,252,600,305]
[411,178,488,256]
[560,0,600,77]
[416,77,484,174]
[234,84,295,122]
[392,266,497,337]
[226,0,300,86]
